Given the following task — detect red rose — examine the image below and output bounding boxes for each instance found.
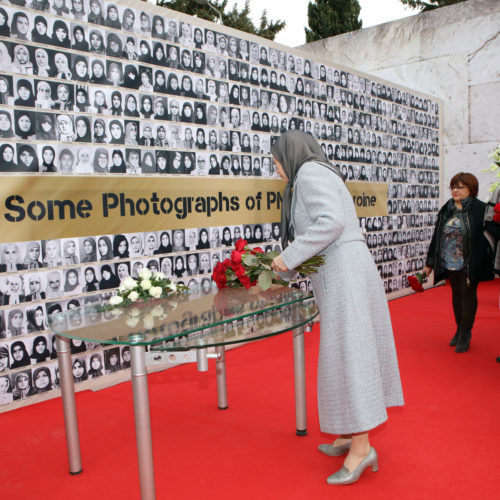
[238,273,252,289]
[231,250,242,265]
[494,202,500,213]
[493,212,500,223]
[408,275,424,292]
[251,247,264,254]
[235,238,247,252]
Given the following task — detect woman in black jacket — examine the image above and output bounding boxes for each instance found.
[423,172,494,353]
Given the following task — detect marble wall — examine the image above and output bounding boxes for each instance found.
[300,0,500,200]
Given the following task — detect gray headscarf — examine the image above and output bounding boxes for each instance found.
[271,130,344,248]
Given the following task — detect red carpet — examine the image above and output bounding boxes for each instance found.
[1,281,499,500]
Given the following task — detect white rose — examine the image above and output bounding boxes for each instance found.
[126,316,140,328]
[143,315,154,329]
[154,272,166,280]
[149,286,162,299]
[169,283,177,292]
[123,277,138,290]
[140,279,152,290]
[138,268,152,280]
[109,295,124,306]
[128,291,139,302]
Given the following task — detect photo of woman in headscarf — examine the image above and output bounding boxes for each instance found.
[154,231,172,255]
[30,334,50,361]
[80,237,97,263]
[88,0,105,25]
[105,348,121,374]
[122,64,140,89]
[151,15,166,39]
[152,42,166,66]
[108,119,124,144]
[138,40,153,64]
[10,342,30,369]
[53,52,72,80]
[34,81,54,110]
[50,20,71,48]
[106,32,122,59]
[14,109,35,140]
[88,353,104,379]
[99,264,119,290]
[110,91,122,116]
[56,114,76,142]
[53,83,73,111]
[70,55,88,82]
[12,370,34,400]
[32,366,53,394]
[11,44,33,74]
[91,88,108,113]
[0,75,12,106]
[140,95,154,120]
[0,144,19,172]
[17,144,39,172]
[74,87,90,112]
[89,28,105,54]
[124,93,140,117]
[93,147,109,173]
[122,8,135,32]
[31,15,50,44]
[110,149,126,173]
[139,66,154,92]
[0,7,10,37]
[72,357,88,383]
[104,4,121,29]
[38,145,56,173]
[2,274,25,305]
[0,110,14,138]
[113,234,129,259]
[92,118,107,143]
[51,0,70,17]
[74,116,91,142]
[97,235,113,261]
[90,59,110,85]
[107,61,123,87]
[63,268,80,295]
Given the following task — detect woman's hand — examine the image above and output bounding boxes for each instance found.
[422,266,432,277]
[272,255,289,272]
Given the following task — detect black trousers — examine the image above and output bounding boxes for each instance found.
[448,270,479,330]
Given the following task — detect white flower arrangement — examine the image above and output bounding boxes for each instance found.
[108,268,188,308]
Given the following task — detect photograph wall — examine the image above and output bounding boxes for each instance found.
[0,0,442,411]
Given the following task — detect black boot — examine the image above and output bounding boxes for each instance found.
[455,327,471,353]
[449,329,459,346]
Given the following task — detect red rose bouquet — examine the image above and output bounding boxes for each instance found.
[407,272,427,292]
[212,239,325,291]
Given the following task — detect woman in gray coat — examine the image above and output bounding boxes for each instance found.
[271,131,404,485]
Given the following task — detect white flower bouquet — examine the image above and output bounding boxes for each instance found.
[108,268,188,308]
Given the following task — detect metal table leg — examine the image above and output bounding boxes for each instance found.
[130,342,156,500]
[56,335,82,474]
[215,345,228,409]
[292,326,307,436]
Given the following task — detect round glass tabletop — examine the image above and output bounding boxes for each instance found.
[48,286,319,348]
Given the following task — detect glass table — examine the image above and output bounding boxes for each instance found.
[49,285,318,500]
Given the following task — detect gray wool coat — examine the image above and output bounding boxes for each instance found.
[281,162,404,434]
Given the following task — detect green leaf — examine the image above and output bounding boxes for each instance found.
[266,251,280,259]
[242,253,259,267]
[258,270,273,291]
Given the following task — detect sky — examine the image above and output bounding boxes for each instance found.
[228,0,417,47]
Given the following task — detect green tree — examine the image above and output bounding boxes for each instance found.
[399,0,466,11]
[156,0,285,40]
[305,0,362,42]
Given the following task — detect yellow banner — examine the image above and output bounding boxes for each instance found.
[0,176,387,243]
[346,181,388,218]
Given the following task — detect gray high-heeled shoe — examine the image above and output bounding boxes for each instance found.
[326,447,378,485]
[318,442,351,457]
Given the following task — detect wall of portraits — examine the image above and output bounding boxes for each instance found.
[0,0,442,411]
